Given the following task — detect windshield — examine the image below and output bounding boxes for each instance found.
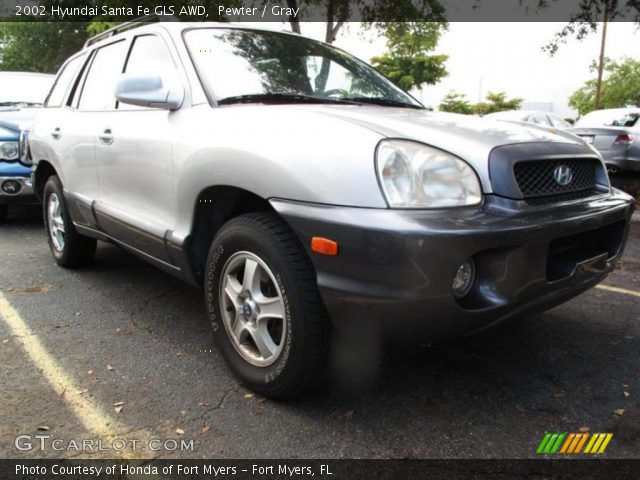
[0,73,54,106]
[184,28,422,108]
[575,110,640,128]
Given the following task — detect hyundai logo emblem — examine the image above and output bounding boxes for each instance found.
[553,165,573,186]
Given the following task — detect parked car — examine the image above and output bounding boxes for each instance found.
[485,110,572,129]
[30,20,634,398]
[0,72,55,222]
[570,108,640,173]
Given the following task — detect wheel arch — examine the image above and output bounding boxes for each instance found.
[33,160,58,201]
[186,185,282,284]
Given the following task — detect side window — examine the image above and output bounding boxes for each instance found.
[549,115,569,128]
[45,55,85,108]
[78,41,127,111]
[530,114,550,126]
[121,34,180,109]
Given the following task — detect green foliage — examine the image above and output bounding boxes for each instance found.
[473,91,523,115]
[542,0,640,56]
[0,21,88,73]
[569,57,640,115]
[439,91,473,114]
[370,22,449,92]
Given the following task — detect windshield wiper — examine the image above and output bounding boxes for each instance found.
[343,96,422,109]
[217,93,357,106]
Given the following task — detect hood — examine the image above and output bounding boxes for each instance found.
[312,105,583,167]
[0,106,41,132]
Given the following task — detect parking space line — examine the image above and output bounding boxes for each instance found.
[0,292,148,458]
[596,284,640,298]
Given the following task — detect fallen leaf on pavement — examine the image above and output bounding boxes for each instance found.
[198,402,209,407]
[579,426,590,432]
[244,393,255,399]
[256,397,267,404]
[21,285,54,294]
[175,428,185,435]
[36,426,49,432]
[107,364,114,371]
[553,392,566,399]
[201,426,210,435]
[2,339,8,344]
[87,370,93,375]
[75,389,88,395]
[338,410,354,420]
[612,408,625,416]
[113,401,125,413]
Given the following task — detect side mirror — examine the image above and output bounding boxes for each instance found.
[115,74,184,110]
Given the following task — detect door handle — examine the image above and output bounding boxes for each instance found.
[51,127,61,140]
[98,129,113,145]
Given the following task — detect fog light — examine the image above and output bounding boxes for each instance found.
[452,259,475,298]
[2,180,21,194]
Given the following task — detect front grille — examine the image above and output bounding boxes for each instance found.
[514,159,598,198]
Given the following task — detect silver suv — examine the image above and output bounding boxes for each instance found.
[30,20,634,397]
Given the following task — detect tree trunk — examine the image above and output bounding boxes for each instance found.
[287,0,300,34]
[595,2,609,110]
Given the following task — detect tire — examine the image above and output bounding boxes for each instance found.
[205,212,330,398]
[0,205,7,224]
[43,175,97,268]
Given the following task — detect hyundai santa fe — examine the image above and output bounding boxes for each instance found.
[29,20,635,397]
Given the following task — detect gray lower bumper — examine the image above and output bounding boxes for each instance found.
[0,176,37,205]
[271,191,635,340]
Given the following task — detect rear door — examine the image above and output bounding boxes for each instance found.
[94,33,181,263]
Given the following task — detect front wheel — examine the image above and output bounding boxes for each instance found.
[43,175,97,268]
[205,212,330,398]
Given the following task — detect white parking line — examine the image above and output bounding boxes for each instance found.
[0,291,150,458]
[596,284,640,299]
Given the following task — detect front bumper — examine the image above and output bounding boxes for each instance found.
[0,175,37,205]
[272,191,634,340]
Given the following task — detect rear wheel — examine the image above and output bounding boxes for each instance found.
[0,205,7,223]
[43,175,97,268]
[205,212,330,398]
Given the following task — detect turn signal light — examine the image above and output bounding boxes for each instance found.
[311,237,338,256]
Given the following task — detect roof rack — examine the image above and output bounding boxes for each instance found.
[83,14,179,49]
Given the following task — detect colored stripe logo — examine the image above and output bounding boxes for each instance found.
[537,433,613,454]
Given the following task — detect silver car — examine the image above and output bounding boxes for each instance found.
[29,20,635,397]
[570,108,640,173]
[485,110,572,129]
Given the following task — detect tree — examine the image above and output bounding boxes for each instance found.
[542,0,639,56]
[370,22,449,92]
[439,91,473,114]
[473,92,523,115]
[281,0,447,43]
[569,57,640,115]
[0,22,87,73]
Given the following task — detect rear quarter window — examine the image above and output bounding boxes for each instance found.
[45,55,86,108]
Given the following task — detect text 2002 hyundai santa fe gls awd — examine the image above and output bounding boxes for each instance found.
[29,21,634,397]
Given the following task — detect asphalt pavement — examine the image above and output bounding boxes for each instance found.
[1,205,638,459]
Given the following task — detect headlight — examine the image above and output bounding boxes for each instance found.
[0,141,19,161]
[375,140,482,208]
